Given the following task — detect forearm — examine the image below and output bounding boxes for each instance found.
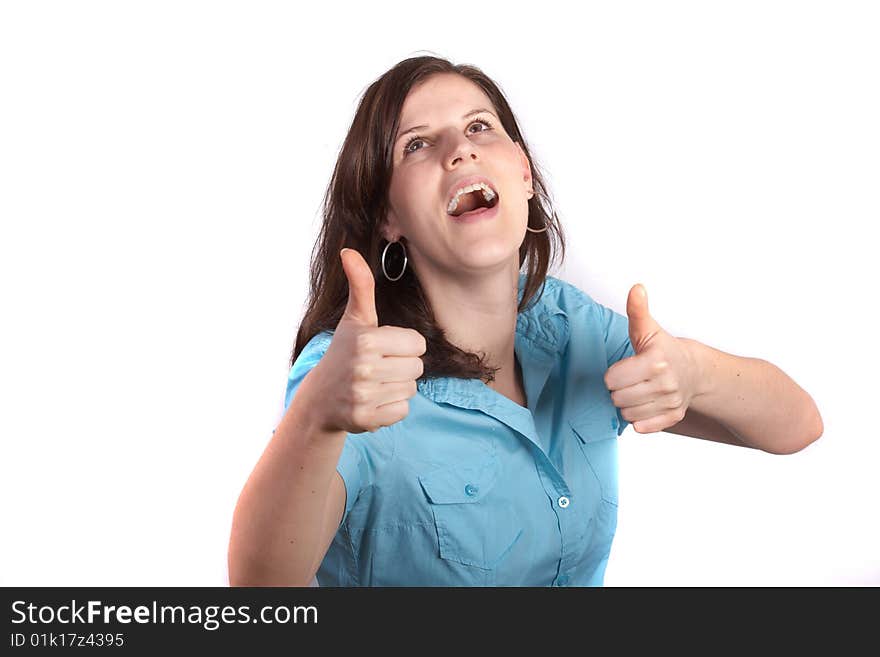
[228,376,346,586]
[681,337,824,455]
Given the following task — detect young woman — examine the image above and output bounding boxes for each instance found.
[228,55,824,587]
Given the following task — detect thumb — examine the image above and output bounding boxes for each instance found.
[626,283,659,353]
[340,248,378,327]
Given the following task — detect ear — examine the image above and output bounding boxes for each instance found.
[514,141,534,199]
[379,209,400,242]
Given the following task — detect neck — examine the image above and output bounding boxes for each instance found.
[416,258,520,383]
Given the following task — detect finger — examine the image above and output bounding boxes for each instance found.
[376,380,419,407]
[374,325,428,357]
[340,248,378,327]
[626,283,659,353]
[351,356,421,384]
[610,378,666,408]
[369,398,410,431]
[376,355,424,383]
[604,352,665,391]
[619,395,684,422]
[633,409,683,434]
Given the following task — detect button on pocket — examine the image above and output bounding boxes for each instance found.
[418,456,522,570]
[570,404,620,506]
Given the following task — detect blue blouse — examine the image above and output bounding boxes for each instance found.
[283,274,635,586]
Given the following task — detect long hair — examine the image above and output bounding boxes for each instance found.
[291,55,566,384]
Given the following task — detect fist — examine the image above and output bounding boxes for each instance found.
[604,284,700,434]
[308,248,427,434]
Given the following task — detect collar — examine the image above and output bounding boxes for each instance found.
[416,274,570,405]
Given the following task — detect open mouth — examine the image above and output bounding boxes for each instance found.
[447,187,500,219]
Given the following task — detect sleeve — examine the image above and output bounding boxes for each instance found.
[278,331,369,527]
[596,302,636,437]
[283,332,333,414]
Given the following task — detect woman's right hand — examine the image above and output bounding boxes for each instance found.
[305,248,427,435]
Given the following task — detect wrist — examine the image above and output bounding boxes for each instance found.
[679,336,713,399]
[290,364,345,442]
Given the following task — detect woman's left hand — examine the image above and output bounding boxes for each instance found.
[604,284,702,433]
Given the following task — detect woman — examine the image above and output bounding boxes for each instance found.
[228,55,824,587]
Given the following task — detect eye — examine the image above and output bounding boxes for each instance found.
[402,134,426,156]
[402,117,495,157]
[468,117,493,134]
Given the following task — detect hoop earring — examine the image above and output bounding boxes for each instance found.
[525,221,549,233]
[525,188,549,233]
[381,240,408,281]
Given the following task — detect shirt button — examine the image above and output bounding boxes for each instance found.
[557,496,570,508]
[557,575,570,586]
[464,484,479,497]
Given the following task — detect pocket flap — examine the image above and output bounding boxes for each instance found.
[418,457,500,504]
[569,400,621,443]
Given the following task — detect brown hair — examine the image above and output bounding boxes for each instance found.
[290,54,566,384]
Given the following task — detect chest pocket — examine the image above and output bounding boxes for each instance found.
[418,456,523,571]
[570,403,620,506]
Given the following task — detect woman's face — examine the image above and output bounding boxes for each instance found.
[383,73,534,278]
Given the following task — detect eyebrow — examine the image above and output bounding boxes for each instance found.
[395,108,497,144]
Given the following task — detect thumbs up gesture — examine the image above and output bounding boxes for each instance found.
[603,284,701,434]
[306,248,427,435]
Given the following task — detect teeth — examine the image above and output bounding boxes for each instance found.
[447,182,497,214]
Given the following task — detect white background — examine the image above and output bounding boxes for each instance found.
[1,1,877,586]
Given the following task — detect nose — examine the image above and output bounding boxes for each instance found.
[444,132,480,169]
